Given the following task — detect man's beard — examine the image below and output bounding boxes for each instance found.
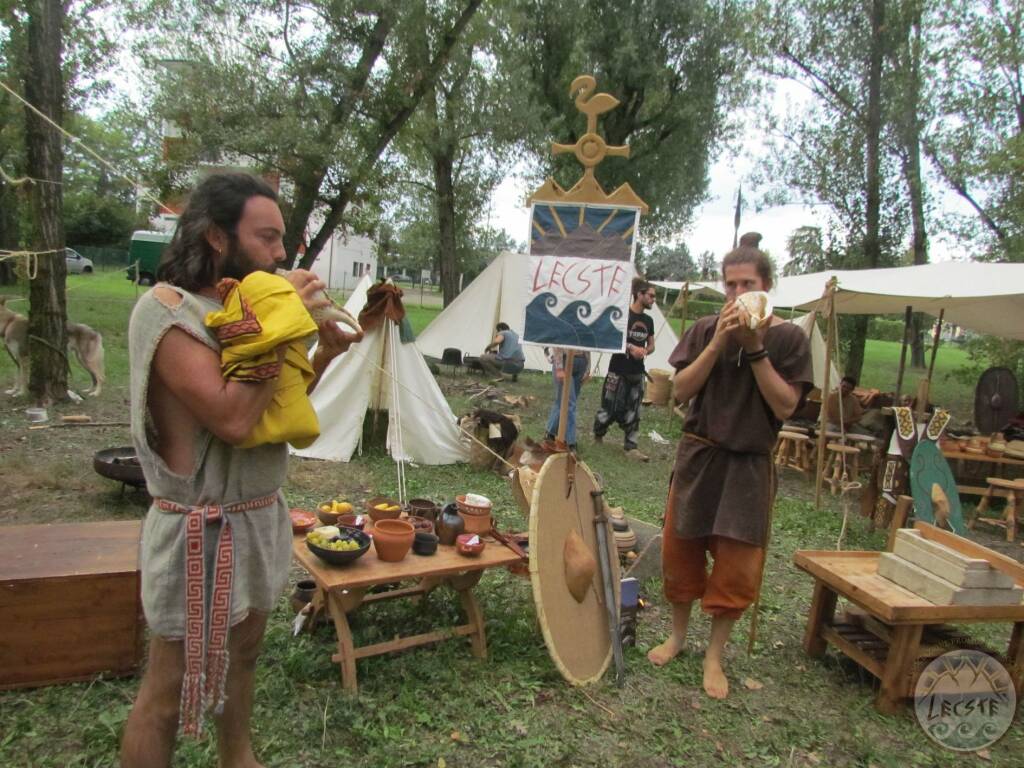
[218,239,273,281]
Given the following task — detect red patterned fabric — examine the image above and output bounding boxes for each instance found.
[155,492,278,737]
[212,278,263,341]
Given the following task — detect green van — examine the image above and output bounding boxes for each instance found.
[127,230,174,285]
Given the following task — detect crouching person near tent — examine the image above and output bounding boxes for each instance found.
[647,233,812,699]
[120,173,359,768]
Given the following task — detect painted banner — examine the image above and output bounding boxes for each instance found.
[524,202,641,353]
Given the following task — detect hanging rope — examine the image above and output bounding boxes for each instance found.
[0,80,174,215]
[387,319,407,503]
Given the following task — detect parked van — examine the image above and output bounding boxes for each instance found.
[127,230,174,285]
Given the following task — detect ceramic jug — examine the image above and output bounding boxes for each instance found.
[436,501,465,545]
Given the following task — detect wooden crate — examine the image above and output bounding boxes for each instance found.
[0,520,144,689]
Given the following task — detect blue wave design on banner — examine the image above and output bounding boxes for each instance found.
[525,292,624,349]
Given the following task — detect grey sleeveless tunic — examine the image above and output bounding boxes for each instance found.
[128,285,292,639]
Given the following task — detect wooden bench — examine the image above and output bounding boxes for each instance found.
[970,477,1024,542]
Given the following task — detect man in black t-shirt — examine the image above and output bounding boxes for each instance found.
[593,279,656,460]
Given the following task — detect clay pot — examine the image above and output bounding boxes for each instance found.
[407,498,440,522]
[366,496,403,522]
[412,531,439,556]
[290,579,317,614]
[436,502,465,546]
[458,510,492,535]
[371,518,415,562]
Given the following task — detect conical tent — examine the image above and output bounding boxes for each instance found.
[415,251,680,375]
[293,293,469,465]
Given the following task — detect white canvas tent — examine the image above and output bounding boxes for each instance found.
[650,279,725,299]
[416,251,681,376]
[342,273,372,316]
[769,262,1024,340]
[293,303,469,465]
[788,312,841,391]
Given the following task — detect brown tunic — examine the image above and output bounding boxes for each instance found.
[667,316,813,546]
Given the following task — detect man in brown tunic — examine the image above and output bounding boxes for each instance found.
[647,233,813,699]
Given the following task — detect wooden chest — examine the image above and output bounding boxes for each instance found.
[0,520,144,689]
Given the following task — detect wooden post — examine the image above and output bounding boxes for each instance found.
[925,308,945,385]
[680,282,690,337]
[894,305,913,403]
[815,279,838,510]
[555,350,575,445]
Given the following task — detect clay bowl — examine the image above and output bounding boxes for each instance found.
[317,501,355,526]
[406,515,435,534]
[371,518,415,562]
[338,513,367,531]
[306,526,371,566]
[412,531,439,556]
[407,498,441,522]
[365,496,403,523]
[456,533,486,557]
[289,508,318,535]
[456,494,492,516]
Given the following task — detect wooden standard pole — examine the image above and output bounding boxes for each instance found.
[894,305,913,403]
[915,308,945,420]
[814,279,838,510]
[555,349,576,446]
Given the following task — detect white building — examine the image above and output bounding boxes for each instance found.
[306,228,379,291]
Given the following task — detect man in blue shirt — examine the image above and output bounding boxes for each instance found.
[480,322,526,381]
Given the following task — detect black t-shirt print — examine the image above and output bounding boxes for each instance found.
[609,310,655,375]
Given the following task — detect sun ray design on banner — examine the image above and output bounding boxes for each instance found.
[524,75,648,354]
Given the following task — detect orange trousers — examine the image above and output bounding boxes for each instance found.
[661,503,766,619]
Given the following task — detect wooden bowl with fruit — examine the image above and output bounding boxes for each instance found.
[317,499,355,526]
[365,496,403,523]
[306,525,371,566]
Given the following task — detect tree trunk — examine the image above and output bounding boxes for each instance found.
[905,3,929,370]
[848,0,885,382]
[845,315,870,383]
[0,174,18,285]
[433,149,458,307]
[282,168,326,266]
[23,0,67,403]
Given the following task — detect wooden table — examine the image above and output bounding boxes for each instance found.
[293,532,522,692]
[794,523,1024,714]
[942,449,1024,498]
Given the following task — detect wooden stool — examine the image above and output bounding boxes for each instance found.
[970,477,1024,542]
[822,443,861,495]
[775,431,812,473]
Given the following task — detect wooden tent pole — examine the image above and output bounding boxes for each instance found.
[926,308,945,384]
[555,350,576,445]
[680,282,690,337]
[894,305,913,402]
[814,279,838,510]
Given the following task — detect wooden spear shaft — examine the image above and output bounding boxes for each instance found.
[894,305,913,402]
[814,281,837,510]
[555,349,576,445]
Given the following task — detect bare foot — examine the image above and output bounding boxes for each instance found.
[647,635,685,666]
[702,657,729,699]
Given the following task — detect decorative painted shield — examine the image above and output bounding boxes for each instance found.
[910,440,966,535]
[529,452,620,685]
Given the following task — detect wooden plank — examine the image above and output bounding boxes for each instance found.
[894,534,1014,590]
[347,624,477,660]
[914,522,1024,585]
[803,581,838,657]
[896,529,989,570]
[877,624,923,714]
[878,553,1023,606]
[0,521,141,580]
[821,625,885,678]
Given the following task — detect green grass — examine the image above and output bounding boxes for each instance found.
[0,277,1020,767]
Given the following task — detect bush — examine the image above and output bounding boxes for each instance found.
[867,317,904,342]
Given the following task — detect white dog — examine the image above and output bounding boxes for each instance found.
[0,297,105,396]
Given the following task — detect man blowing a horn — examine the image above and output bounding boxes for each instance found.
[647,233,813,699]
[121,173,360,767]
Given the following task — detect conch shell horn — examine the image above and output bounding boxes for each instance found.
[276,269,363,334]
[735,291,773,330]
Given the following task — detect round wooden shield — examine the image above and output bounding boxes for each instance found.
[910,440,966,535]
[529,452,620,686]
[974,367,1019,435]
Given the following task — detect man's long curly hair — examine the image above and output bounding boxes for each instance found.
[157,173,278,292]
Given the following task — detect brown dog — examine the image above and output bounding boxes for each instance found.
[0,297,105,397]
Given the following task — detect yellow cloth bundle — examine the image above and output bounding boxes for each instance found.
[204,271,320,449]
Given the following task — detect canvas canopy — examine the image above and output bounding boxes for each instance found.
[769,262,1024,341]
[649,280,726,299]
[293,293,469,465]
[416,251,681,376]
